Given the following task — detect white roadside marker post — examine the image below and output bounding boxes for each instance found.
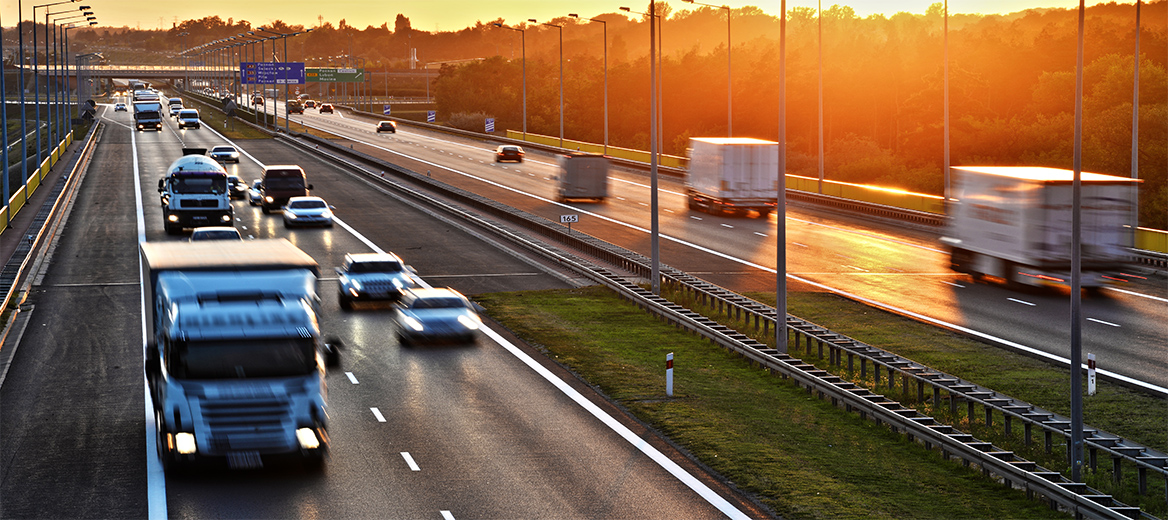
[1087,353,1096,396]
[666,352,674,397]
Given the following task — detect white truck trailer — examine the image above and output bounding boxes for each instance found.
[941,166,1139,289]
[686,137,779,217]
[554,152,609,202]
[142,239,339,471]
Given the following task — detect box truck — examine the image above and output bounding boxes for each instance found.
[686,137,779,217]
[554,152,609,202]
[142,239,339,471]
[940,166,1139,289]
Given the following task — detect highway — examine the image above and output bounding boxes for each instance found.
[278,103,1168,391]
[0,99,762,518]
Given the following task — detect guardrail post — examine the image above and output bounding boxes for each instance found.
[1005,414,1013,436]
[860,358,867,380]
[847,352,854,375]
[1045,430,1053,453]
[1136,467,1146,495]
[968,400,976,426]
[874,364,881,388]
[985,406,993,428]
[932,385,940,410]
[1024,422,1032,446]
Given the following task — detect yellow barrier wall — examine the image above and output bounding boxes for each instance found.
[1136,228,1167,254]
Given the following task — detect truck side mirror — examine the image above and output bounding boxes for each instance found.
[145,343,162,379]
[157,178,165,191]
[322,337,343,369]
[306,184,314,191]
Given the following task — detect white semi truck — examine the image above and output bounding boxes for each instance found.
[686,137,779,217]
[157,150,234,235]
[142,239,339,471]
[941,166,1140,289]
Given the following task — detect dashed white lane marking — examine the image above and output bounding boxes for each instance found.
[690,216,703,221]
[1007,298,1036,306]
[793,242,808,248]
[401,452,420,471]
[1088,318,1120,327]
[371,408,386,422]
[720,224,733,229]
[844,265,868,272]
[942,281,965,288]
[345,372,359,384]
[754,232,768,237]
[440,511,456,520]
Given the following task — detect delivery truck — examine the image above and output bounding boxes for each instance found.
[554,152,609,202]
[940,166,1140,289]
[686,137,779,217]
[142,239,339,471]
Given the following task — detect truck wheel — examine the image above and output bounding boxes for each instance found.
[262,206,271,215]
[687,197,699,210]
[710,201,722,215]
[759,209,773,218]
[164,222,181,235]
[338,293,353,311]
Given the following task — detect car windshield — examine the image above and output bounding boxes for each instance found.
[169,337,316,379]
[212,147,234,154]
[172,175,226,194]
[411,297,466,310]
[266,177,305,190]
[349,261,403,273]
[289,200,326,209]
[191,230,240,241]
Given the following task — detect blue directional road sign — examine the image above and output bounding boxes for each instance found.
[427,111,436,123]
[383,105,392,116]
[485,118,495,133]
[240,62,306,85]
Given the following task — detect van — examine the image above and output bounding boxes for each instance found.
[168,97,184,117]
[259,165,313,214]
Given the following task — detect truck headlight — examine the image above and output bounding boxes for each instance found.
[264,196,274,203]
[296,428,321,449]
[167,214,179,223]
[175,432,197,454]
[220,214,232,222]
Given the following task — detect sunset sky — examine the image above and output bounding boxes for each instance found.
[3,1,1122,33]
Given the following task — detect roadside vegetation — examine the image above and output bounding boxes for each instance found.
[476,285,1114,519]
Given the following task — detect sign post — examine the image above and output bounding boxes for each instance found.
[560,214,578,234]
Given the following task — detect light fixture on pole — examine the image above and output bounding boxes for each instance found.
[568,13,608,154]
[257,26,313,134]
[622,5,661,294]
[493,22,527,141]
[36,1,80,156]
[529,19,564,149]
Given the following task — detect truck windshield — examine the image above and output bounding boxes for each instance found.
[171,337,316,379]
[172,175,226,194]
[266,177,305,191]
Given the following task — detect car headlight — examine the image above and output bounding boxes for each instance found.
[402,315,424,332]
[322,210,333,219]
[392,278,403,289]
[265,196,274,203]
[286,212,298,219]
[175,432,197,454]
[458,314,481,330]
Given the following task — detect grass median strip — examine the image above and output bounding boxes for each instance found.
[476,286,1069,519]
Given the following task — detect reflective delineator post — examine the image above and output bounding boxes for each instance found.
[1087,353,1096,396]
[666,353,674,397]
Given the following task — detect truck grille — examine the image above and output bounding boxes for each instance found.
[197,396,296,454]
[179,199,220,208]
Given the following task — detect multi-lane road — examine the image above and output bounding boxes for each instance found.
[0,97,764,519]
[0,91,1163,519]
[278,101,1167,391]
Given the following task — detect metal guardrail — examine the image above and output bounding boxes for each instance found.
[283,132,1162,519]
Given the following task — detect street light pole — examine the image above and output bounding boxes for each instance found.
[683,0,732,136]
[530,19,564,148]
[569,14,608,154]
[493,23,526,141]
[621,5,661,294]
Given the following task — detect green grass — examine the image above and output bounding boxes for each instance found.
[476,286,1078,519]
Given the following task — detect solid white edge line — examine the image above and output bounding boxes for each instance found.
[134,124,168,520]
[371,407,387,422]
[1007,298,1036,306]
[401,452,420,471]
[479,325,751,519]
[1087,318,1121,328]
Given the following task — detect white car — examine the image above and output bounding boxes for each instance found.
[393,288,482,346]
[282,196,334,228]
[188,226,242,242]
[177,109,201,129]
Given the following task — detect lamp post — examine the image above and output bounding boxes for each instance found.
[176,31,188,90]
[568,14,608,154]
[1,9,9,226]
[47,7,89,146]
[493,23,527,141]
[683,0,732,136]
[529,19,563,148]
[36,1,78,158]
[257,26,313,133]
[621,5,661,294]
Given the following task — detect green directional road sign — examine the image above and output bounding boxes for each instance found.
[306,68,365,83]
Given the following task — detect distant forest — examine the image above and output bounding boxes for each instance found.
[13,1,1167,227]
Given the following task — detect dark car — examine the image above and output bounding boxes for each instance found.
[114,102,127,112]
[226,175,248,199]
[319,103,334,114]
[286,100,304,114]
[495,145,525,163]
[376,121,397,133]
[304,100,317,109]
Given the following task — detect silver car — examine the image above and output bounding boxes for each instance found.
[335,252,419,310]
[393,288,482,346]
[281,196,334,228]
